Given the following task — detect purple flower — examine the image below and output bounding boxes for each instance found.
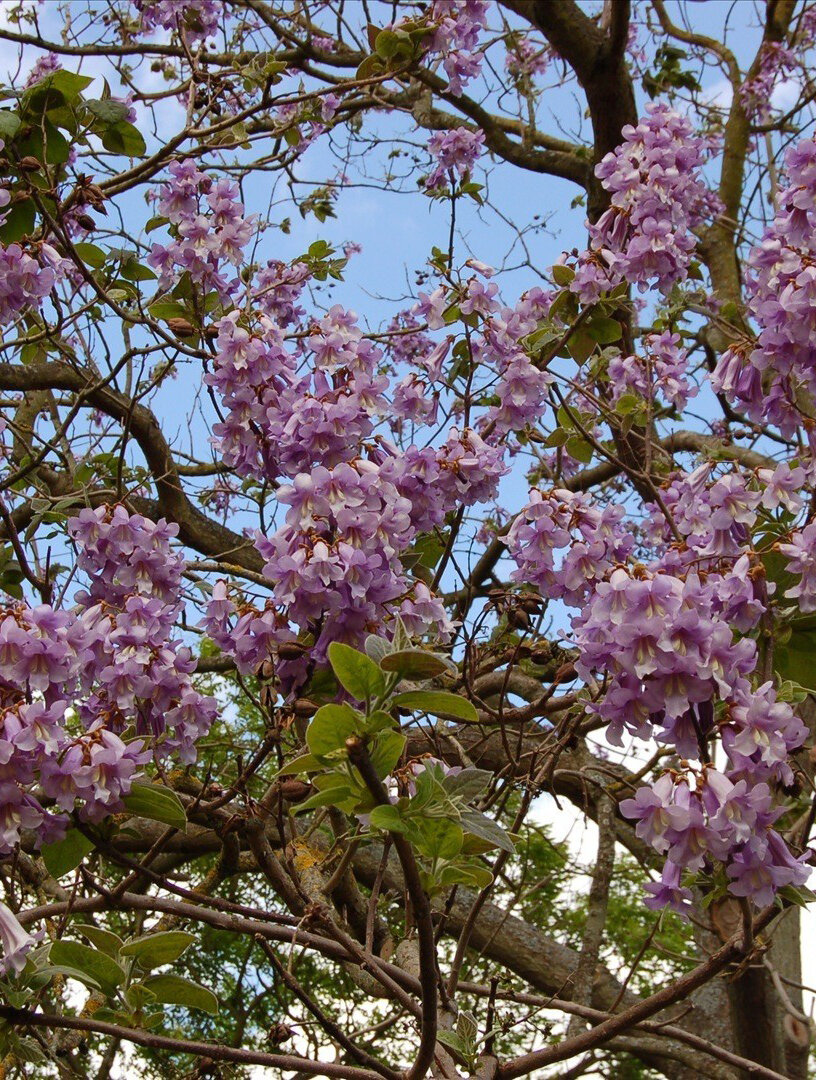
[0,901,36,976]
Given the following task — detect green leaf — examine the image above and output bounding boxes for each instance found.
[123,783,187,830]
[86,98,131,125]
[140,974,218,1014]
[77,925,123,958]
[41,829,94,878]
[120,931,195,969]
[0,111,20,138]
[44,70,94,100]
[436,1029,466,1054]
[118,253,156,281]
[102,121,146,158]
[0,199,35,244]
[306,703,362,757]
[587,316,622,343]
[438,862,494,889]
[41,118,70,164]
[566,328,596,364]
[392,690,478,722]
[292,785,353,814]
[368,730,406,779]
[368,804,412,835]
[49,941,125,996]
[380,649,456,679]
[328,642,386,701]
[460,810,515,853]
[565,435,594,464]
[774,622,816,692]
[364,709,396,735]
[72,242,106,269]
[148,300,189,321]
[551,263,575,286]
[442,768,492,802]
[276,752,325,777]
[417,817,464,860]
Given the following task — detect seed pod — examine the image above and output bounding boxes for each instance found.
[19,156,41,172]
[167,317,196,338]
[257,658,275,681]
[278,779,311,803]
[507,608,530,631]
[293,698,318,719]
[278,640,308,661]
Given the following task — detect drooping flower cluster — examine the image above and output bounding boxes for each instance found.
[504,35,550,81]
[204,241,548,685]
[623,766,810,913]
[572,103,721,299]
[0,244,57,327]
[0,505,215,854]
[506,488,633,607]
[425,128,485,190]
[712,138,816,447]
[135,0,222,44]
[427,0,489,95]
[24,52,61,88]
[207,306,388,480]
[147,159,254,300]
[572,565,810,911]
[607,330,696,410]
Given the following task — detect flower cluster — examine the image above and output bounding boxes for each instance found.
[147,159,254,300]
[0,244,57,327]
[572,564,810,910]
[0,506,215,855]
[425,128,485,190]
[427,0,489,95]
[135,0,222,44]
[623,767,810,913]
[507,488,633,607]
[712,139,816,446]
[24,52,60,88]
[505,35,550,81]
[572,104,720,299]
[607,330,695,410]
[207,306,388,481]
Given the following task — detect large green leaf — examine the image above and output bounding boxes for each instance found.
[392,690,478,722]
[49,940,125,996]
[306,703,361,757]
[460,810,515,853]
[120,931,195,969]
[141,974,218,1013]
[327,642,386,701]
[123,783,186,830]
[368,729,406,779]
[41,829,94,878]
[380,649,455,679]
[102,121,146,158]
[774,617,816,692]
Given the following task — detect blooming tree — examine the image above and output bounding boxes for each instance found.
[0,0,813,1077]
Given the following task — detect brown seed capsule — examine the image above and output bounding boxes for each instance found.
[278,640,308,660]
[278,779,311,803]
[507,608,530,631]
[257,658,276,681]
[267,1022,294,1046]
[19,156,41,172]
[167,316,196,338]
[76,213,96,232]
[293,698,318,719]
